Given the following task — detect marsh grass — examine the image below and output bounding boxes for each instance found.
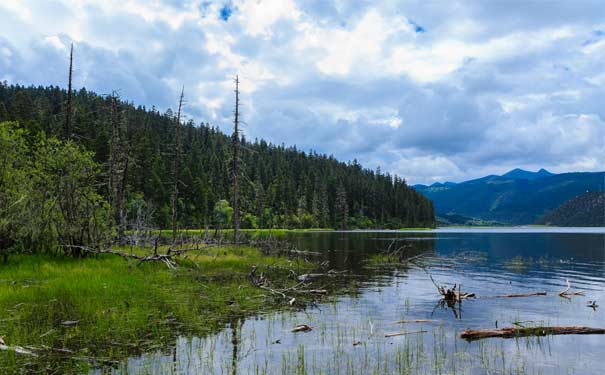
[0,245,314,373]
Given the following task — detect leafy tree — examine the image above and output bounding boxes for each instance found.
[214,199,233,230]
[0,121,110,258]
[0,122,30,261]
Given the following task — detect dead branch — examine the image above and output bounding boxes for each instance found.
[59,244,215,269]
[480,291,547,299]
[384,330,427,338]
[0,343,37,356]
[559,279,585,297]
[291,324,313,332]
[429,274,475,302]
[461,326,605,341]
[393,319,434,324]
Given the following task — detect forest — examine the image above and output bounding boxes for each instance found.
[0,80,434,255]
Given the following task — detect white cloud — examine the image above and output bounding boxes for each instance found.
[1,0,604,184]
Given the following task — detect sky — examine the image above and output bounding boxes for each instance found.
[1,0,604,184]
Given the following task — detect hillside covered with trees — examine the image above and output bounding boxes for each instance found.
[537,192,605,227]
[415,169,604,224]
[0,83,434,242]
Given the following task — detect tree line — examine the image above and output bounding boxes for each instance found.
[0,80,434,255]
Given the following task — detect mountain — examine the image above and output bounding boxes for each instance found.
[501,168,554,180]
[415,169,605,225]
[0,83,435,229]
[537,192,605,227]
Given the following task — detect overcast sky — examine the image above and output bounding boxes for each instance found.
[1,0,604,184]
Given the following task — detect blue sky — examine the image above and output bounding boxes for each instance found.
[1,0,604,184]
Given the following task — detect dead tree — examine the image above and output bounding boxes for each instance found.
[171,86,184,243]
[109,94,129,243]
[232,76,241,244]
[64,43,73,140]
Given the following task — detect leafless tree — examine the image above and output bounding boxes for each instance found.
[232,76,241,244]
[171,86,184,243]
[64,43,73,140]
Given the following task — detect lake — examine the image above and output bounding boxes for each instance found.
[113,228,605,374]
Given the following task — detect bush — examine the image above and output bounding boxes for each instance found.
[0,122,110,258]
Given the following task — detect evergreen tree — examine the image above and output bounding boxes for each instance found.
[334,185,349,230]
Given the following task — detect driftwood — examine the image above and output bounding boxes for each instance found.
[61,244,215,269]
[480,291,547,299]
[460,326,605,341]
[291,324,313,332]
[393,319,434,324]
[385,330,427,338]
[429,275,475,302]
[0,344,37,356]
[559,279,584,297]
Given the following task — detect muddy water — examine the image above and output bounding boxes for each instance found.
[113,228,605,374]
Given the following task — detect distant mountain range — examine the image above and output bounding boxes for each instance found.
[414,169,605,225]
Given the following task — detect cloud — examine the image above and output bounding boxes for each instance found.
[0,0,604,184]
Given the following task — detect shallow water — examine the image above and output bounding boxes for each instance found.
[113,228,605,374]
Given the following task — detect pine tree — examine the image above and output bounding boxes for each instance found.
[335,185,349,230]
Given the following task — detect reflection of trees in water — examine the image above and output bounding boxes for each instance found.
[231,318,242,375]
[292,232,437,273]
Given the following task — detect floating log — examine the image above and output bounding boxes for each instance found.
[481,291,547,299]
[460,326,605,341]
[385,330,427,338]
[291,324,313,333]
[393,319,434,324]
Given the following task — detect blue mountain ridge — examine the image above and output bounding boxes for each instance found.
[414,169,605,225]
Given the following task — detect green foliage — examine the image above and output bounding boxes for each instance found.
[242,213,258,229]
[0,121,109,257]
[0,122,30,260]
[214,199,233,228]
[537,191,604,227]
[0,84,435,230]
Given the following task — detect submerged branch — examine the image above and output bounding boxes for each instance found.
[461,326,605,341]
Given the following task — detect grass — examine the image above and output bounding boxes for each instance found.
[145,228,335,243]
[397,227,434,231]
[0,245,315,373]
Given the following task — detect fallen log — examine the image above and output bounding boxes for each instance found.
[460,326,605,341]
[291,324,313,333]
[385,330,427,338]
[480,291,547,299]
[393,319,434,324]
[0,344,37,356]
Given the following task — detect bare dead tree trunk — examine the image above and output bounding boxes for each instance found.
[64,43,73,140]
[171,86,184,243]
[109,95,129,244]
[232,76,240,244]
[109,96,119,234]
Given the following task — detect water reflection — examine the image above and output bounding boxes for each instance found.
[114,229,605,374]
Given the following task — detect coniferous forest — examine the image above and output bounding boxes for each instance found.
[0,82,435,235]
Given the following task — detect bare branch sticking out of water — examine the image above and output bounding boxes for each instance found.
[559,279,585,298]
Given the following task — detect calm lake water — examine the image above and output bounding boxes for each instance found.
[114,228,605,374]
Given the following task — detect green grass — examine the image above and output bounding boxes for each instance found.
[0,245,314,373]
[397,227,433,231]
[147,228,334,241]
